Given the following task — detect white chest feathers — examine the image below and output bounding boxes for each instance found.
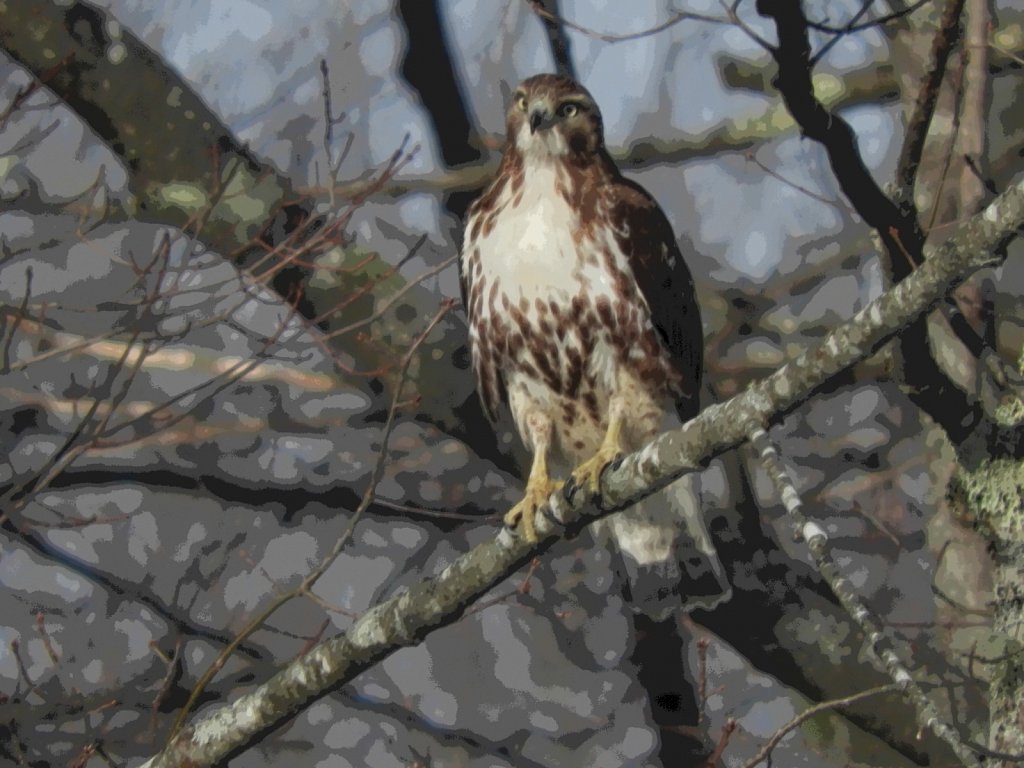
[474,163,593,302]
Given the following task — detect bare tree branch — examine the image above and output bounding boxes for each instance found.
[756,0,921,274]
[741,683,902,768]
[524,0,731,44]
[142,178,1024,768]
[807,0,933,45]
[0,0,305,256]
[956,0,992,216]
[750,426,982,766]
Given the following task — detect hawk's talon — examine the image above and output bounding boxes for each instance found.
[570,447,625,503]
[505,476,562,543]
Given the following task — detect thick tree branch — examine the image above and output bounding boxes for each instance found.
[956,0,992,216]
[396,0,481,169]
[0,0,305,257]
[143,177,1024,768]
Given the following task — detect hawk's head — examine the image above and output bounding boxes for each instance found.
[506,74,604,161]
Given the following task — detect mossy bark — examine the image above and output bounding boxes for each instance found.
[950,373,1024,766]
[0,0,302,255]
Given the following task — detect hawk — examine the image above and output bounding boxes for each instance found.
[459,74,728,615]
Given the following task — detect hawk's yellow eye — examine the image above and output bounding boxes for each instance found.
[516,94,528,112]
[558,102,578,118]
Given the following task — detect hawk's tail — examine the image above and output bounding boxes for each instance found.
[604,471,730,620]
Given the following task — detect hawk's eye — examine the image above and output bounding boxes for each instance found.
[516,94,528,112]
[558,102,578,118]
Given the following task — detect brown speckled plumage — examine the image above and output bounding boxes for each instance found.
[460,74,702,459]
[458,74,727,615]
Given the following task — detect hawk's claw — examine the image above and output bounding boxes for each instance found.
[505,476,562,543]
[570,447,625,502]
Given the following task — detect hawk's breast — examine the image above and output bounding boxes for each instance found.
[464,161,680,463]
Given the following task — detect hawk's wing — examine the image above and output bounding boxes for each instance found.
[457,235,471,328]
[608,175,704,421]
[458,201,507,422]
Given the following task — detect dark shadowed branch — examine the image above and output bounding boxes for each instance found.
[396,0,481,169]
[142,178,1024,768]
[756,0,922,274]
[755,0,1019,450]
[893,0,967,216]
[527,0,578,80]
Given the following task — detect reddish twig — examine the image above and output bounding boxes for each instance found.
[704,718,737,767]
[0,52,74,131]
[741,684,900,768]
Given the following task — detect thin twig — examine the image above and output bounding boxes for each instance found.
[319,59,348,207]
[741,684,901,768]
[704,718,737,767]
[717,0,774,51]
[372,498,498,522]
[526,0,730,44]
[0,266,32,374]
[809,0,878,66]
[807,0,933,35]
[166,298,454,741]
[744,151,844,208]
[325,254,457,339]
[0,52,74,131]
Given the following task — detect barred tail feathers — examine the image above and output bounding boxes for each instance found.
[605,472,730,620]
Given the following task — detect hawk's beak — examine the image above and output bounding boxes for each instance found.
[529,107,555,134]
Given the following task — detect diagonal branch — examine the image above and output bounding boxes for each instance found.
[741,683,902,768]
[893,0,968,214]
[749,426,982,767]
[143,178,1024,768]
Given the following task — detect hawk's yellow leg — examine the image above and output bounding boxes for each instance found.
[505,411,561,542]
[571,399,627,499]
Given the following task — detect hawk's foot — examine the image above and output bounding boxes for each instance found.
[505,474,562,543]
[569,442,624,502]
